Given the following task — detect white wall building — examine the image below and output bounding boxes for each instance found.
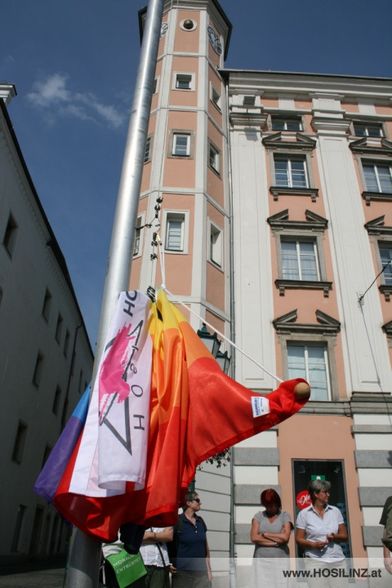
[0,85,94,565]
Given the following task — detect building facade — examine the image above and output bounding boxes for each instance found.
[0,85,94,564]
[133,0,392,572]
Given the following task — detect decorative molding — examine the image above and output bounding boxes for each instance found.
[275,279,332,297]
[349,136,392,155]
[359,487,392,507]
[382,319,392,335]
[379,285,392,301]
[362,191,392,206]
[229,106,268,129]
[311,117,351,135]
[270,186,319,201]
[364,215,392,236]
[267,208,328,231]
[234,484,281,505]
[273,309,340,334]
[262,131,316,151]
[355,450,392,468]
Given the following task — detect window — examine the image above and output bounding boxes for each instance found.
[153,78,158,93]
[42,445,52,468]
[274,155,308,188]
[133,216,142,256]
[175,74,192,90]
[211,86,221,110]
[12,421,28,464]
[3,213,18,257]
[243,95,255,106]
[287,343,330,401]
[32,352,44,388]
[209,143,220,174]
[272,116,302,131]
[144,136,152,163]
[52,386,62,415]
[55,314,63,343]
[209,224,223,267]
[281,239,320,281]
[379,243,392,285]
[42,289,52,322]
[11,505,27,553]
[165,213,185,252]
[354,121,383,138]
[78,369,84,394]
[362,161,392,193]
[172,133,190,157]
[63,329,70,357]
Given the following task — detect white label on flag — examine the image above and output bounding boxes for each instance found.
[251,396,270,418]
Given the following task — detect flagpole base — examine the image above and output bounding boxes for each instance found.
[64,528,102,588]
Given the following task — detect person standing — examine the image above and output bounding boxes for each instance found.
[138,527,173,588]
[171,491,211,588]
[250,488,292,587]
[295,479,348,587]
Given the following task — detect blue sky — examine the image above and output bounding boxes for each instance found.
[1,0,391,347]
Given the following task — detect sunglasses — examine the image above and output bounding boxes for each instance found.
[192,498,201,503]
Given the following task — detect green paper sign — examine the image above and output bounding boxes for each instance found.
[311,474,326,481]
[106,549,147,588]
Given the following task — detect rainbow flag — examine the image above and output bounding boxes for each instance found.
[35,289,310,541]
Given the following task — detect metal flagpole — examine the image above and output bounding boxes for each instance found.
[63,0,164,586]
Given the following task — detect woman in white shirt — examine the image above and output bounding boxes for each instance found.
[295,479,348,587]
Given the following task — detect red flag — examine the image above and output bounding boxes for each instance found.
[42,290,309,541]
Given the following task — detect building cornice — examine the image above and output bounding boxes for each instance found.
[349,137,392,155]
[220,69,392,101]
[262,132,316,151]
[364,215,392,235]
[273,309,340,334]
[267,209,328,231]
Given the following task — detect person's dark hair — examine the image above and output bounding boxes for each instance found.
[308,479,331,503]
[260,488,282,510]
[183,491,198,509]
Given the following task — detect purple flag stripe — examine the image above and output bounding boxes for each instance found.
[34,387,90,501]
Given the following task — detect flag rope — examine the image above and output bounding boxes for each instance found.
[155,237,283,383]
[163,286,283,384]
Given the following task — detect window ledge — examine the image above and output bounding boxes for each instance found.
[275,279,332,297]
[362,191,392,205]
[379,284,392,301]
[270,186,318,201]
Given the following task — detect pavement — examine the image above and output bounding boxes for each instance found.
[0,568,65,588]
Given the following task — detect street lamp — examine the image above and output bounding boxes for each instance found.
[216,350,230,375]
[197,323,231,374]
[197,323,221,358]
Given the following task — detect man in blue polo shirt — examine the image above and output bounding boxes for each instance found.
[171,491,211,588]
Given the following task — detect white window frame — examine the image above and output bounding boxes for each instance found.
[172,133,191,157]
[378,241,392,286]
[144,136,152,163]
[280,237,320,281]
[208,221,223,268]
[274,154,309,188]
[173,73,195,91]
[286,342,331,401]
[208,142,220,174]
[133,215,144,258]
[210,83,221,110]
[353,121,384,138]
[362,160,392,193]
[271,115,303,132]
[163,210,189,254]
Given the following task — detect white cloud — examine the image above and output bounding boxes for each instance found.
[27,73,126,130]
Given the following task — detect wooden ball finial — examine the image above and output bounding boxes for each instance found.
[294,381,311,400]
